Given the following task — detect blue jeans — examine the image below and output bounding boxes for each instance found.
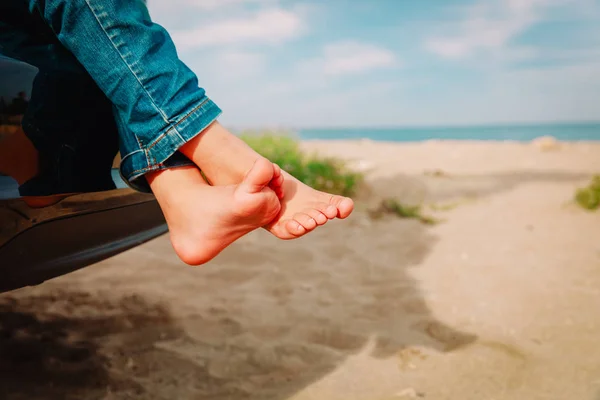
[0,0,222,192]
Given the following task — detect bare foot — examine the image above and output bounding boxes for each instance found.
[180,121,354,239]
[146,158,281,265]
[265,170,354,239]
[269,162,284,200]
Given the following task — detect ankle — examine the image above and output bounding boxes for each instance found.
[179,121,264,185]
[146,165,205,200]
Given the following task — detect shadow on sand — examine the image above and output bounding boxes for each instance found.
[5,170,584,398]
[0,211,473,399]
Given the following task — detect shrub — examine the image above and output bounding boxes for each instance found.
[575,175,600,211]
[240,133,362,196]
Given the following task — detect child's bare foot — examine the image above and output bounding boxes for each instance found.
[269,162,284,200]
[265,170,354,239]
[180,121,354,239]
[146,158,282,265]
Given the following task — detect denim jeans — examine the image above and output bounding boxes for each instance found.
[0,0,222,192]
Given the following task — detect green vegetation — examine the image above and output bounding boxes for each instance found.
[240,133,362,196]
[369,198,439,225]
[575,175,600,211]
[239,132,444,225]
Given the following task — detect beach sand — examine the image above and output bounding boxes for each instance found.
[1,139,600,400]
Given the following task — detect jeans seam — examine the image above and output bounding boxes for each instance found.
[129,162,175,176]
[82,0,169,124]
[130,165,157,176]
[120,149,144,164]
[146,98,210,152]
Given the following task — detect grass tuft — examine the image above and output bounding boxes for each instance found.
[240,133,362,196]
[370,198,439,225]
[575,175,600,211]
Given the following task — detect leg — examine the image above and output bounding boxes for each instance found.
[16,0,281,195]
[21,0,353,263]
[20,0,220,192]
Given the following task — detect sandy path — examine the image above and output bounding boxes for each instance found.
[1,140,599,400]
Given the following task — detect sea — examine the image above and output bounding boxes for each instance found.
[295,123,600,142]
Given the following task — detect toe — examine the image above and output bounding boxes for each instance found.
[270,166,284,188]
[293,212,318,231]
[305,208,328,225]
[269,164,285,199]
[270,181,284,199]
[314,202,338,219]
[285,219,306,236]
[273,163,283,182]
[267,221,295,240]
[329,195,354,219]
[269,182,283,199]
[274,175,284,188]
[276,187,284,199]
[240,158,274,194]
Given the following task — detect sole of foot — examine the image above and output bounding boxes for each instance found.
[148,158,282,266]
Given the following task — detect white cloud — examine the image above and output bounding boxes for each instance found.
[181,0,277,10]
[215,50,264,69]
[425,0,572,59]
[148,0,276,14]
[321,42,398,75]
[507,0,554,12]
[426,19,531,59]
[171,8,304,50]
[286,41,398,78]
[212,50,266,79]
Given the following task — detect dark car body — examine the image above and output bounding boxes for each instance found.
[0,56,167,293]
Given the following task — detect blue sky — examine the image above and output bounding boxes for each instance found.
[1,0,597,129]
[69,1,600,128]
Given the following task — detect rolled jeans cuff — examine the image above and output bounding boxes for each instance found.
[120,97,222,192]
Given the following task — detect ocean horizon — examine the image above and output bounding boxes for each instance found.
[293,122,600,142]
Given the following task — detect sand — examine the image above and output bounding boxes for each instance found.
[1,139,599,400]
